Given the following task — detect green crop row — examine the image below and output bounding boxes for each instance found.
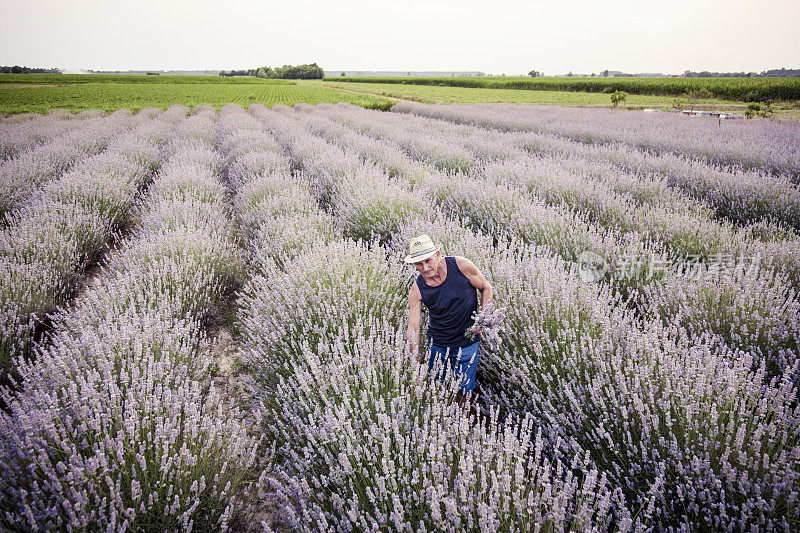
[329,76,800,102]
[0,77,393,114]
[0,73,295,85]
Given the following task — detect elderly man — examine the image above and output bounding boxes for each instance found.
[405,234,493,408]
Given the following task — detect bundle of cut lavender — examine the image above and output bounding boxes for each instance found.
[465,302,506,350]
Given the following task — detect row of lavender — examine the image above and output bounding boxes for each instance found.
[246,103,799,530]
[391,102,800,180]
[0,105,189,369]
[230,104,632,531]
[277,103,799,384]
[0,108,264,530]
[0,109,105,160]
[0,104,797,530]
[290,103,800,381]
[386,102,800,228]
[0,108,169,221]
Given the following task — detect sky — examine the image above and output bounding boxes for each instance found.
[1,0,798,75]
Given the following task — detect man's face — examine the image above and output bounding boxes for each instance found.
[413,251,440,277]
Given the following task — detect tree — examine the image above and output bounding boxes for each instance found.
[745,100,774,119]
[272,63,324,79]
[610,90,627,108]
[220,63,323,79]
[340,71,346,77]
[527,70,542,77]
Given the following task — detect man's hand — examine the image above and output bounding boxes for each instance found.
[405,342,422,364]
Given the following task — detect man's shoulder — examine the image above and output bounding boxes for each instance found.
[408,280,422,300]
[454,256,477,272]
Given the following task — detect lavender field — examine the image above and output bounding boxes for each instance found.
[1,102,799,532]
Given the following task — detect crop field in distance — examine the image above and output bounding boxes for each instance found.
[0,101,799,531]
[319,76,800,118]
[0,74,394,114]
[310,79,753,109]
[5,73,800,119]
[329,74,800,100]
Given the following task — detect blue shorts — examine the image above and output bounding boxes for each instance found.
[427,341,479,394]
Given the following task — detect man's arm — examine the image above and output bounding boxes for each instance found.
[455,256,493,309]
[407,283,423,361]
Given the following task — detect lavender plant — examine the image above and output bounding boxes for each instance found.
[0,108,192,368]
[484,247,800,530]
[0,109,153,219]
[641,264,800,379]
[0,108,92,160]
[1,114,262,530]
[334,171,436,245]
[238,239,408,392]
[264,325,632,532]
[393,101,800,179]
[464,302,506,351]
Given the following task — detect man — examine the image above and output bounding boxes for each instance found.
[405,234,493,409]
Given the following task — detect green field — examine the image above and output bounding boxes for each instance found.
[0,74,296,85]
[329,75,800,101]
[308,79,743,106]
[303,79,800,118]
[3,73,799,118]
[0,74,393,114]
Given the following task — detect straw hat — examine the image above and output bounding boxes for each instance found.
[404,234,439,263]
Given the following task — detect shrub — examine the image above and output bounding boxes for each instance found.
[0,136,262,530]
[264,326,631,532]
[610,90,627,108]
[485,249,800,530]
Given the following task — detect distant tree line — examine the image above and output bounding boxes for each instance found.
[219,63,324,79]
[1,66,60,74]
[593,68,800,78]
[682,68,800,77]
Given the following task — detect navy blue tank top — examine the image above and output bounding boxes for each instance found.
[416,256,480,349]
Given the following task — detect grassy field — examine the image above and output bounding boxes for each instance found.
[0,74,296,85]
[3,73,799,118]
[0,74,393,114]
[329,75,800,101]
[308,79,734,105]
[303,80,800,118]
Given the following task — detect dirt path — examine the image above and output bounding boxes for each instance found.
[201,293,284,532]
[303,79,440,105]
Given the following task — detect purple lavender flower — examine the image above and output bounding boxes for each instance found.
[464,303,506,351]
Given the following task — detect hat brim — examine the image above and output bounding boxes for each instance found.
[404,247,438,264]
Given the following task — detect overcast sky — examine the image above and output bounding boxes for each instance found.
[1,0,798,75]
